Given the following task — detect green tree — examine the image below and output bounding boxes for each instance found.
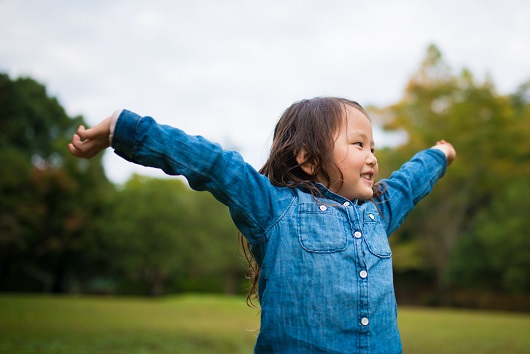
[101,175,243,296]
[188,190,244,294]
[447,82,530,295]
[0,73,113,292]
[376,45,530,305]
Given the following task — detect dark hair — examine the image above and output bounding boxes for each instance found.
[241,97,385,306]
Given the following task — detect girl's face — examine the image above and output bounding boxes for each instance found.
[326,106,378,201]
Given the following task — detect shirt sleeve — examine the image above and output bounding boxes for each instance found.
[108,109,123,145]
[110,109,287,246]
[376,148,447,236]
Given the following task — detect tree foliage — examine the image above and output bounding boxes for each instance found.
[375,45,530,305]
[0,73,112,292]
[99,175,243,296]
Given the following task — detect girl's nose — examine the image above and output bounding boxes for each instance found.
[367,152,377,166]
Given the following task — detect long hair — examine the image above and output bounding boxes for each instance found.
[240,97,385,307]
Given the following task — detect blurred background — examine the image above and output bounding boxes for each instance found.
[1,0,529,311]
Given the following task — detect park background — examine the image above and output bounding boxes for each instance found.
[1,0,529,353]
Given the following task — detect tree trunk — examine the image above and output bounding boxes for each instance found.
[51,267,67,293]
[224,273,237,295]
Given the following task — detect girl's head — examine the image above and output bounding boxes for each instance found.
[260,97,382,201]
[244,97,384,307]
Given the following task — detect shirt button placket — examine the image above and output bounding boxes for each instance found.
[353,227,369,338]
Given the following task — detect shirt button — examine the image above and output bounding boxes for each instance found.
[343,201,350,207]
[354,231,362,238]
[368,213,375,220]
[360,270,368,279]
[361,317,370,326]
[319,205,327,211]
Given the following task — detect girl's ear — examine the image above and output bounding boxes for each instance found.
[295,147,315,175]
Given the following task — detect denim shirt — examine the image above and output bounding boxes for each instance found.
[112,110,447,354]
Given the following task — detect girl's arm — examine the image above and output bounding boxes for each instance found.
[376,140,456,235]
[69,110,286,246]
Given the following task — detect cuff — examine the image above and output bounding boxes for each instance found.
[108,109,124,145]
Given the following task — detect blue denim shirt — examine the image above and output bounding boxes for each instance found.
[112,110,447,354]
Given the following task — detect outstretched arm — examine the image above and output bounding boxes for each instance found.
[376,140,456,235]
[68,116,112,159]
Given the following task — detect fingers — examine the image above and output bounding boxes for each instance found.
[68,136,90,158]
[69,144,99,159]
[68,133,100,159]
[69,141,87,158]
[77,125,100,141]
[70,133,88,152]
[69,117,112,159]
[68,142,93,158]
[68,143,78,156]
[76,125,90,140]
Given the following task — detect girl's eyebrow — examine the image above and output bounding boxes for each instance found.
[351,131,373,143]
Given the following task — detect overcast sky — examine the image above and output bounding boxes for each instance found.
[1,0,529,183]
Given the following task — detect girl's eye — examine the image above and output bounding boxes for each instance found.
[353,142,363,148]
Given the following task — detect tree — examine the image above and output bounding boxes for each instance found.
[375,45,530,305]
[101,175,243,296]
[0,73,113,292]
[447,81,530,295]
[188,190,245,294]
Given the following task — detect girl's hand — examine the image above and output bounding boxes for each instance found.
[68,116,112,159]
[431,140,456,166]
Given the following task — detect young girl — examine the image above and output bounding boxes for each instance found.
[69,97,456,354]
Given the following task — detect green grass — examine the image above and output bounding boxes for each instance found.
[399,307,530,354]
[0,294,529,353]
[0,294,259,354]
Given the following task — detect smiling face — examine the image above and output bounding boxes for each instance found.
[325,105,378,201]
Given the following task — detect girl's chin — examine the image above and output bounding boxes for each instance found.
[335,185,374,201]
[359,189,374,200]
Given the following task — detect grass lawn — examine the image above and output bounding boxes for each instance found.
[398,307,530,354]
[1,294,529,353]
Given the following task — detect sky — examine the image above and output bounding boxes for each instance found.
[1,0,529,184]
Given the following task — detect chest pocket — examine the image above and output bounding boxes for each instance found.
[298,203,350,253]
[362,211,392,258]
